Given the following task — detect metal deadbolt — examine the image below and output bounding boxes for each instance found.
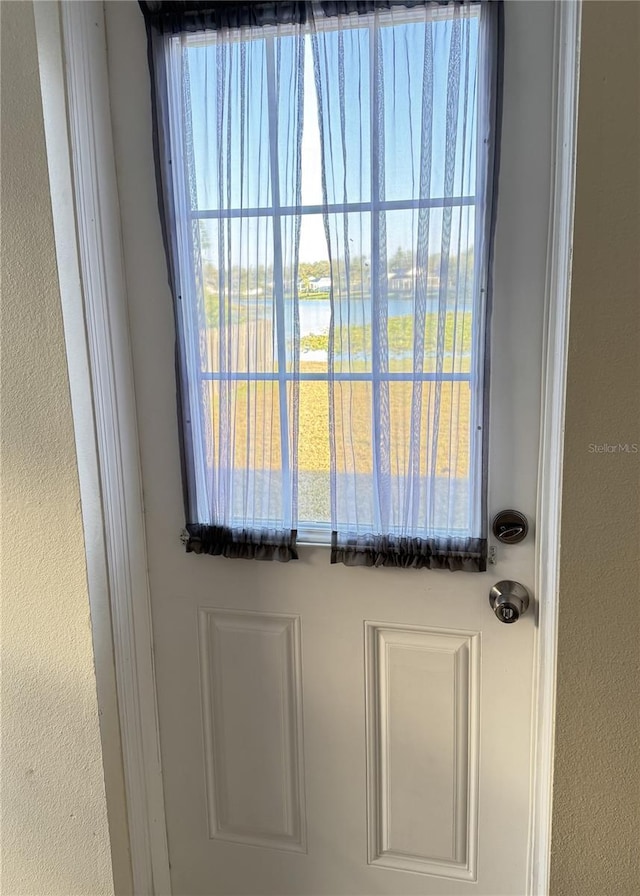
[490,580,530,624]
[492,509,529,545]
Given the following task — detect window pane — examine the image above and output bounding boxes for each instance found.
[330,379,473,534]
[199,217,277,375]
[379,10,480,202]
[298,379,330,526]
[204,379,287,526]
[308,26,371,205]
[188,37,272,212]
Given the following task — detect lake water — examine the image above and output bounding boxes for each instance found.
[298,297,451,336]
[300,297,408,335]
[241,292,459,334]
[223,295,468,362]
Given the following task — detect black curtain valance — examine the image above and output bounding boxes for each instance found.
[139,1,480,34]
[139,1,308,33]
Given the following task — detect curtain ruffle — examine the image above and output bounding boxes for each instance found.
[186,524,298,561]
[331,533,487,571]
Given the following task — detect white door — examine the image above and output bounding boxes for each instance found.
[105,2,554,893]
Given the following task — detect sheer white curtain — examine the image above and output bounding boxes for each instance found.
[311,3,495,568]
[141,0,498,569]
[151,14,307,559]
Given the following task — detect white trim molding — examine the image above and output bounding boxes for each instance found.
[33,2,132,891]
[530,1,582,894]
[42,2,172,893]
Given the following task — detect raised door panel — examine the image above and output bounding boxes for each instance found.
[198,608,307,852]
[365,623,480,881]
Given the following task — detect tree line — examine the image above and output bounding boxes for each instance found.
[201,246,474,298]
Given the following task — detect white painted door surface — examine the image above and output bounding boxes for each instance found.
[105,2,554,893]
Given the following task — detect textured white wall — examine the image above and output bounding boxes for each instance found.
[551,2,640,894]
[0,2,115,894]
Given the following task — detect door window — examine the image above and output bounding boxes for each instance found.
[141,0,499,569]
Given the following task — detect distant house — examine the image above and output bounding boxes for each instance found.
[388,268,441,292]
[308,276,332,292]
[388,269,413,291]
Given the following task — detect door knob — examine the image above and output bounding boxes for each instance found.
[489,580,530,624]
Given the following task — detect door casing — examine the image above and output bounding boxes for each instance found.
[35,1,582,892]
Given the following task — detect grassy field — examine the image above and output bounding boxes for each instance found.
[301,311,472,369]
[296,362,471,479]
[203,309,473,486]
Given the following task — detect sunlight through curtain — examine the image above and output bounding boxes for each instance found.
[311,3,498,567]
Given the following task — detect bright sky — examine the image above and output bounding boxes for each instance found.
[184,8,480,267]
[298,42,327,260]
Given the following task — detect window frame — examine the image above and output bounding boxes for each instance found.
[170,4,485,543]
